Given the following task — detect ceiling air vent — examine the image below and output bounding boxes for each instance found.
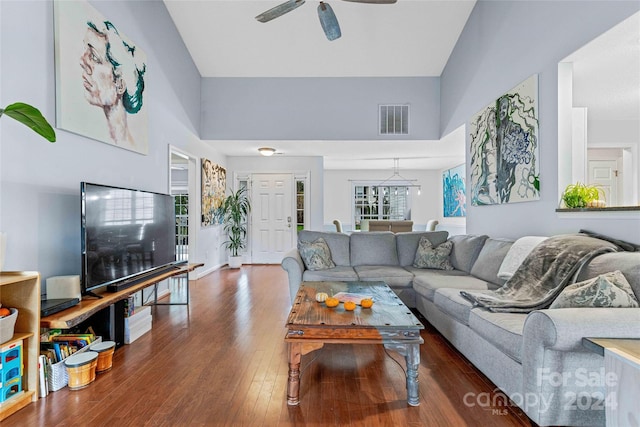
[379,104,409,135]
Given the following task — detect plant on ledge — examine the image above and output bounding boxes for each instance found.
[561,182,604,208]
[0,102,56,142]
[222,186,251,268]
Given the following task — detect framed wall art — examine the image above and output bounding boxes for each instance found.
[54,0,149,154]
[201,159,226,227]
[469,74,540,206]
[443,164,466,217]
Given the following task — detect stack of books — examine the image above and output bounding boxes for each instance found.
[39,332,100,393]
[40,333,97,364]
[124,305,152,344]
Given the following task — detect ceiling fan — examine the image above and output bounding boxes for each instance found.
[255,0,397,41]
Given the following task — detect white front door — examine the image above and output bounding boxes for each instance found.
[250,174,295,264]
[588,159,619,206]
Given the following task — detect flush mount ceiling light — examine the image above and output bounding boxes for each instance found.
[258,147,276,156]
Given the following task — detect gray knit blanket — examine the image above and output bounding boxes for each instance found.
[460,234,618,313]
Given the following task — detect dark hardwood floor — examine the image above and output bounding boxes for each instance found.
[8,265,536,426]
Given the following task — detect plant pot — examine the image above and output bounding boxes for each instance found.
[228,256,243,269]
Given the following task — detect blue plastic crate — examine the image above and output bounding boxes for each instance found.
[2,376,22,402]
[0,341,22,402]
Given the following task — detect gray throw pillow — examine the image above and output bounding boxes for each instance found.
[413,237,454,270]
[550,270,639,309]
[298,237,336,271]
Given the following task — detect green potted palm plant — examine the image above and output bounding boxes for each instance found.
[222,187,251,268]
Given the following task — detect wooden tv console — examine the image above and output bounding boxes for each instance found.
[41,263,203,330]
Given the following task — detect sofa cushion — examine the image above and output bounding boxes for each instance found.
[576,251,640,298]
[468,309,526,363]
[449,234,489,273]
[298,230,351,267]
[411,269,489,301]
[298,237,335,271]
[470,238,513,287]
[353,265,414,289]
[350,232,399,266]
[396,231,449,266]
[302,266,359,282]
[433,288,487,325]
[498,236,548,280]
[413,239,454,270]
[549,270,639,309]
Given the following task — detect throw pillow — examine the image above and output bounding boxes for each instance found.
[413,237,454,270]
[298,237,336,271]
[550,270,639,309]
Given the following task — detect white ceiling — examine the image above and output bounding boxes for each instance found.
[164,0,476,78]
[164,2,639,170]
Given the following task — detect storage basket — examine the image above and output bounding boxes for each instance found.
[48,336,102,392]
[0,308,18,345]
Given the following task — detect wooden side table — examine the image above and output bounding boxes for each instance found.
[582,338,640,427]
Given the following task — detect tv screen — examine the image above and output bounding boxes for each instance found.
[81,182,180,294]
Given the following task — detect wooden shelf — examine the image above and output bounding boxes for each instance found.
[41,263,203,329]
[0,271,40,421]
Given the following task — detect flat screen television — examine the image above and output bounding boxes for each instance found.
[81,182,183,295]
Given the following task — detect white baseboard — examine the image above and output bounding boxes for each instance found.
[196,263,224,279]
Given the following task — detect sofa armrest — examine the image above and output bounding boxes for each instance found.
[521,308,640,426]
[524,308,640,353]
[282,248,305,303]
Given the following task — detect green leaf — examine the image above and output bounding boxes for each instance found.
[2,102,56,142]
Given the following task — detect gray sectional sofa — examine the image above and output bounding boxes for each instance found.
[281,230,640,426]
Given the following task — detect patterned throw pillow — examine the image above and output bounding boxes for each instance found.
[413,237,454,270]
[550,270,639,309]
[298,237,336,271]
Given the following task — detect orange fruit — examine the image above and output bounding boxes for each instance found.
[344,301,356,311]
[0,307,10,317]
[325,297,339,308]
[360,298,374,308]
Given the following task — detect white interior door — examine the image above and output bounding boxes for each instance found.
[588,159,619,206]
[251,174,294,264]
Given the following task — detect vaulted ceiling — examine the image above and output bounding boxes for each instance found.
[164,2,639,170]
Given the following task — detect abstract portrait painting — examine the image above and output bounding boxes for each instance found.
[201,159,226,227]
[469,75,540,206]
[443,164,466,217]
[54,0,148,154]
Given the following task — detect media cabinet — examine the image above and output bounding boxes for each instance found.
[41,263,203,336]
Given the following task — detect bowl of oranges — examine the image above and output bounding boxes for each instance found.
[0,305,18,344]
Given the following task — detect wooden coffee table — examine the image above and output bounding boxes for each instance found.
[285,281,424,406]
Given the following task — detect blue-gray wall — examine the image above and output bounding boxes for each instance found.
[3,0,639,288]
[440,0,640,243]
[0,0,222,281]
[201,77,440,140]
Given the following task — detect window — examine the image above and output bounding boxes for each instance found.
[174,194,188,262]
[353,184,410,230]
[296,180,305,232]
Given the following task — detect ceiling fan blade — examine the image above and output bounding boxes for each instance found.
[318,2,341,41]
[340,0,397,3]
[255,0,306,23]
